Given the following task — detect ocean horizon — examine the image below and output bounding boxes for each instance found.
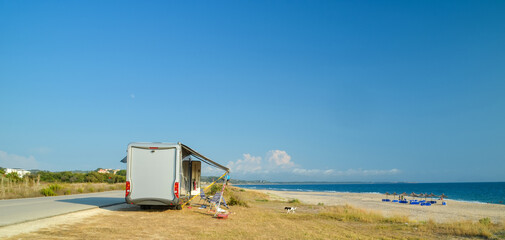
[235,182,505,205]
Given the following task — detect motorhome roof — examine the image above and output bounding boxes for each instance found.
[128,142,178,148]
[122,142,229,172]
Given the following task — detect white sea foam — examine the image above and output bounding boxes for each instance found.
[451,199,489,204]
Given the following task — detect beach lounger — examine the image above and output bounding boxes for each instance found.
[392,200,399,203]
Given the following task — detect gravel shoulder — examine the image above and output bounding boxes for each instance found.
[0,203,129,239]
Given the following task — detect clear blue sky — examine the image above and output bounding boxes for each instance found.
[1,1,504,182]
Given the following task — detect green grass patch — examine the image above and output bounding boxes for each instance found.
[40,187,56,196]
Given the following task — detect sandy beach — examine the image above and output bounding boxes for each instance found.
[257,190,505,223]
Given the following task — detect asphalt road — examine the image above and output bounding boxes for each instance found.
[0,191,125,227]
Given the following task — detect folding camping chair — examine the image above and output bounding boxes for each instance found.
[208,192,221,211]
[199,189,211,205]
[208,192,229,211]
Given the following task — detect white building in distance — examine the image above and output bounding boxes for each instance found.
[5,168,31,178]
[97,168,120,174]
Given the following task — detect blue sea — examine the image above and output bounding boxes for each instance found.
[235,182,505,205]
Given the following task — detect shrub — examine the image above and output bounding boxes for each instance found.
[318,202,324,206]
[228,194,249,207]
[116,175,126,183]
[64,189,71,195]
[209,184,222,195]
[40,188,56,196]
[77,188,84,193]
[116,170,126,176]
[88,187,95,192]
[49,184,62,192]
[288,199,300,204]
[85,172,104,183]
[479,217,491,226]
[5,172,21,182]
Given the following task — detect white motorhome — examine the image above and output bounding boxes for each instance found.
[122,142,228,209]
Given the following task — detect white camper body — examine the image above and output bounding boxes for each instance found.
[125,142,226,209]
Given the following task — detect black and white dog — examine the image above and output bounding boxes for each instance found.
[284,206,296,213]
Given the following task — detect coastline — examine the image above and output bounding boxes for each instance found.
[254,189,505,223]
[235,182,505,205]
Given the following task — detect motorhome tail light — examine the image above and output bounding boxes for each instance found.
[125,181,131,198]
[174,182,179,198]
[149,147,158,149]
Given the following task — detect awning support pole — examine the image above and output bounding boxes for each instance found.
[188,157,192,198]
[181,170,229,208]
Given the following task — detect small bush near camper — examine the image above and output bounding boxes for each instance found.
[77,188,84,193]
[40,188,56,196]
[64,189,72,195]
[228,194,249,207]
[318,202,325,206]
[288,199,301,204]
[209,184,222,195]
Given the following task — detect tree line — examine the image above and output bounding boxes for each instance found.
[0,167,126,184]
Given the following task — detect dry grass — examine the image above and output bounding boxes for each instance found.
[0,177,124,199]
[7,186,505,240]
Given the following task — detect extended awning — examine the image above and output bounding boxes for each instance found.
[180,143,229,172]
